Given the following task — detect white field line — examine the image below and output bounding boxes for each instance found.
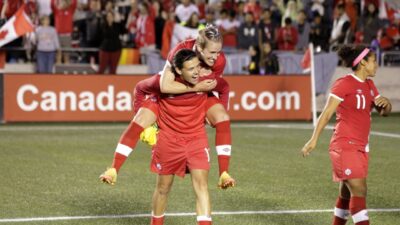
[0,123,399,139]
[1,209,400,223]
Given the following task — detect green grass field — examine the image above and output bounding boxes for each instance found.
[0,114,399,225]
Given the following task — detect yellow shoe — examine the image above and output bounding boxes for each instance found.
[99,168,117,185]
[218,171,236,190]
[140,123,159,146]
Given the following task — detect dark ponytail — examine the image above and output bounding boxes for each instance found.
[337,45,373,71]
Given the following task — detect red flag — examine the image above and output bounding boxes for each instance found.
[301,48,311,70]
[0,5,34,47]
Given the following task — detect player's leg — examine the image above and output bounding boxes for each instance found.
[190,169,212,225]
[151,174,175,225]
[345,178,369,225]
[205,98,235,189]
[332,182,351,225]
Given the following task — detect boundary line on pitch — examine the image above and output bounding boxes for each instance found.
[0,123,399,139]
[1,209,400,223]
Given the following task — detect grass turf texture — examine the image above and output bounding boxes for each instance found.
[0,114,399,224]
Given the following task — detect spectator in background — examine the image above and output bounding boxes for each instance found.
[51,0,77,64]
[258,8,278,49]
[244,0,262,23]
[330,3,350,46]
[247,45,260,75]
[215,9,240,51]
[37,0,53,20]
[135,2,155,52]
[261,42,279,75]
[153,0,166,51]
[234,1,245,24]
[85,0,102,64]
[160,10,176,59]
[276,17,298,51]
[281,0,299,27]
[175,0,199,23]
[126,0,139,47]
[295,10,310,51]
[309,11,330,52]
[35,15,60,73]
[357,3,381,45]
[98,11,123,74]
[237,13,258,50]
[182,12,203,29]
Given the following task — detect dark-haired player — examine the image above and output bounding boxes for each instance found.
[301,45,391,225]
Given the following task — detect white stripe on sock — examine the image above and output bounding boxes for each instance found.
[116,143,133,156]
[197,215,212,221]
[334,207,350,219]
[151,212,165,218]
[352,209,369,223]
[216,145,231,156]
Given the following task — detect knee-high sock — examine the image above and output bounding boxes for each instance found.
[350,196,369,225]
[332,197,350,225]
[112,121,144,172]
[215,121,231,176]
[197,215,212,225]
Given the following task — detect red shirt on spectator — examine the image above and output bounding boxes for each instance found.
[243,1,261,22]
[276,26,298,51]
[51,0,77,34]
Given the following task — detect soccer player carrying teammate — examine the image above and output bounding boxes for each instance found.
[301,45,392,225]
[149,49,212,225]
[100,24,235,189]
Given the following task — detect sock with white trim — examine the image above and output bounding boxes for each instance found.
[332,197,350,225]
[215,121,231,176]
[111,121,144,172]
[150,213,164,225]
[350,196,369,225]
[197,215,212,225]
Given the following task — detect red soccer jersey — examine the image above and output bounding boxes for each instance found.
[329,74,380,150]
[157,77,207,137]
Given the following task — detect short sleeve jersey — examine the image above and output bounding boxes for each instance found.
[329,74,380,149]
[157,77,208,137]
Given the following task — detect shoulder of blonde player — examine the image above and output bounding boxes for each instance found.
[140,123,159,146]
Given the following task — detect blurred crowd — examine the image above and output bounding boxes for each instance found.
[0,0,399,74]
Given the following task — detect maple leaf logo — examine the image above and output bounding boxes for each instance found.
[0,30,8,40]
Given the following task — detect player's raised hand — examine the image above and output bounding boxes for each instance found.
[218,171,236,190]
[301,139,317,157]
[195,79,217,92]
[99,168,117,185]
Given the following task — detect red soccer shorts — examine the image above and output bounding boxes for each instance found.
[329,142,369,182]
[151,131,210,177]
[205,96,222,112]
[140,97,159,117]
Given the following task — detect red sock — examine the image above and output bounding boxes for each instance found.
[215,121,231,175]
[151,215,164,225]
[197,216,212,225]
[332,197,350,225]
[111,121,144,172]
[350,196,369,225]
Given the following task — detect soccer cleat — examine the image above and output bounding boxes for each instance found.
[218,171,236,190]
[99,168,117,185]
[140,123,159,146]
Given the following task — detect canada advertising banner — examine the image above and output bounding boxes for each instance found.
[2,74,311,122]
